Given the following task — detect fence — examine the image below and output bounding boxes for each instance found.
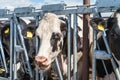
[0,2,120,80]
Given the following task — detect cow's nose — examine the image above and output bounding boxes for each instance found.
[35,56,48,63]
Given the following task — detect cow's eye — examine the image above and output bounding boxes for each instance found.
[52,32,61,40]
[50,32,61,52]
[50,32,61,46]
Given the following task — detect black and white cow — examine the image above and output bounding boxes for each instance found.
[34,13,90,79]
[90,8,120,80]
[32,13,118,80]
[0,18,36,79]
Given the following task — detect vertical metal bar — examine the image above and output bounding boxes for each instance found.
[55,57,63,80]
[102,31,120,80]
[10,17,14,80]
[0,38,8,73]
[92,30,97,80]
[35,16,39,80]
[67,14,71,80]
[40,70,44,80]
[13,22,17,80]
[73,13,77,80]
[82,0,90,80]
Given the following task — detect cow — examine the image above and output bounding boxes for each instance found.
[0,18,36,79]
[33,13,88,80]
[90,8,120,80]
[22,11,120,80]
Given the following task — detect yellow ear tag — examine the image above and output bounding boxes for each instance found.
[0,68,5,73]
[1,69,5,72]
[4,28,9,34]
[27,31,33,38]
[97,24,105,31]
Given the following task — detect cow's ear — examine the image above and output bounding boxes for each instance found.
[60,22,67,36]
[22,27,37,39]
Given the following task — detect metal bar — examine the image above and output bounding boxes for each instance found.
[73,13,77,80]
[0,38,8,73]
[36,66,39,80]
[0,6,120,18]
[102,31,120,80]
[67,14,71,80]
[82,0,90,80]
[13,21,17,80]
[40,70,43,80]
[92,29,97,80]
[9,17,14,80]
[35,16,39,80]
[55,57,63,80]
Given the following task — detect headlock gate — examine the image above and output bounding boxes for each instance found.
[0,0,120,80]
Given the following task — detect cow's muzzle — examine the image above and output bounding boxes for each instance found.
[35,56,50,70]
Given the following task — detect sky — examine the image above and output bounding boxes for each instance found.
[0,0,96,10]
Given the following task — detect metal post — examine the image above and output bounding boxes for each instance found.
[73,13,77,80]
[9,17,14,80]
[55,57,63,80]
[67,14,71,80]
[40,70,44,80]
[82,0,90,80]
[13,21,17,80]
[35,16,39,80]
[92,29,97,80]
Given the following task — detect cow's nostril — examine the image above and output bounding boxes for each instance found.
[35,56,48,63]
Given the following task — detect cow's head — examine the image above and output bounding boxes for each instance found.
[35,13,67,70]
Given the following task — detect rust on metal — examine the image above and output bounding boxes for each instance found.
[82,0,90,80]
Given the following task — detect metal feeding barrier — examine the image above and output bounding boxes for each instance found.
[91,21,120,80]
[0,1,120,80]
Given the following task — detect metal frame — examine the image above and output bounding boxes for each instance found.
[0,2,120,80]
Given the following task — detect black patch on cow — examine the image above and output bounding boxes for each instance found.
[59,42,62,50]
[50,32,61,52]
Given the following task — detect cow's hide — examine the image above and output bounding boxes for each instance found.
[108,8,120,79]
[108,8,120,61]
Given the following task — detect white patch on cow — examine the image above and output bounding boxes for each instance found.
[20,18,31,25]
[116,13,120,29]
[77,16,83,38]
